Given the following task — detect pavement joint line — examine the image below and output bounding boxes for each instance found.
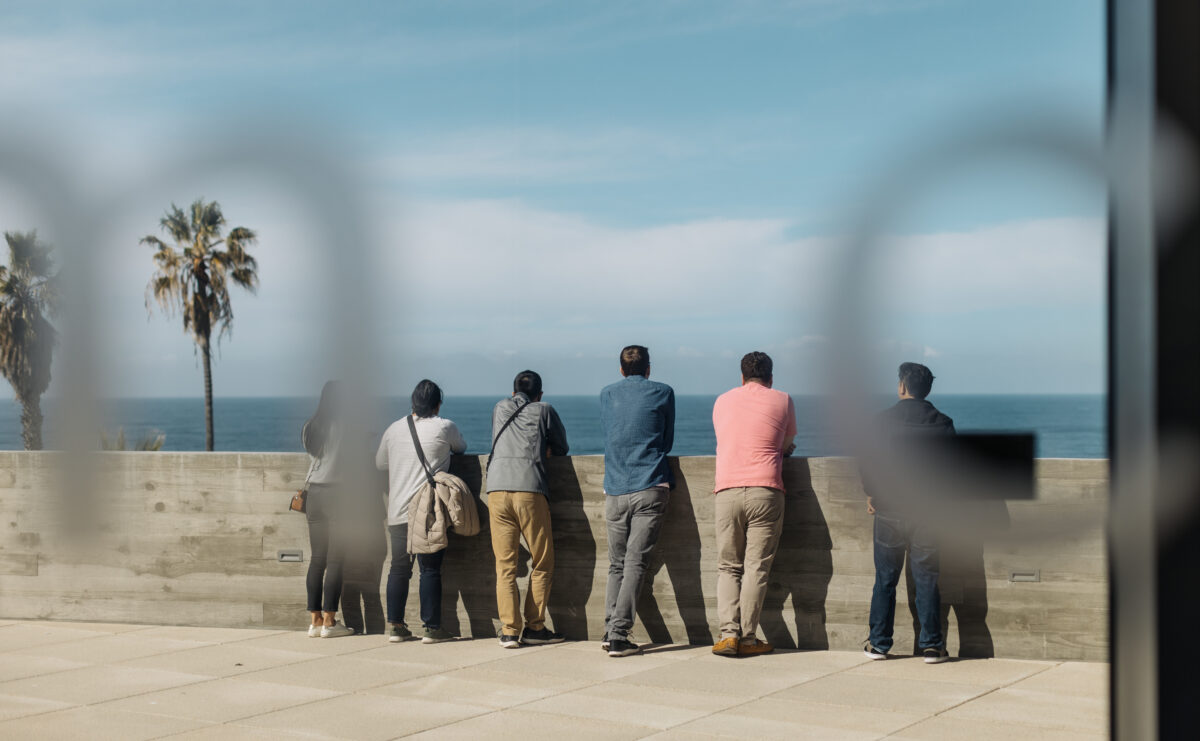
[877,659,1066,739]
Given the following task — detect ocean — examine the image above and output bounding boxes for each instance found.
[0,394,1106,458]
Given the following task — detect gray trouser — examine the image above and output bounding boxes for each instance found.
[604,488,670,639]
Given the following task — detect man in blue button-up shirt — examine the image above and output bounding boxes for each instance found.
[598,345,675,657]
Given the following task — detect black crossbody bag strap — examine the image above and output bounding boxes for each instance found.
[486,401,530,472]
[406,415,437,488]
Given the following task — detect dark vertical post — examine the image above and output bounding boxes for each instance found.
[1153,2,1200,737]
[1107,1,1157,739]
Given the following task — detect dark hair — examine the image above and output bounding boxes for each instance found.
[620,345,650,377]
[898,362,935,399]
[513,369,543,399]
[303,380,341,457]
[740,351,773,382]
[411,379,443,418]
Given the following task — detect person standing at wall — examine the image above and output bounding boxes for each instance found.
[486,370,570,648]
[302,381,356,638]
[862,362,954,664]
[376,379,466,644]
[599,345,675,658]
[711,352,796,657]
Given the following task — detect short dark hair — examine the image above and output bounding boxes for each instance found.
[898,362,935,399]
[741,351,773,382]
[620,345,650,377]
[513,370,543,399]
[411,379,443,418]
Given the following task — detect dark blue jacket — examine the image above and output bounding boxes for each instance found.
[599,375,675,496]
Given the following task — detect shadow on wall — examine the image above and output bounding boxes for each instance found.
[440,456,500,638]
[761,458,834,650]
[545,458,597,639]
[637,460,712,644]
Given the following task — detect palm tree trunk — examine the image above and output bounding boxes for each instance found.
[200,335,214,451]
[19,392,42,451]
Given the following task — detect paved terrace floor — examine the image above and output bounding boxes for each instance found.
[0,619,1106,740]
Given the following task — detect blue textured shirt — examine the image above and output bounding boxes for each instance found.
[599,375,675,496]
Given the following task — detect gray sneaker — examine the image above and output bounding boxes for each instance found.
[387,624,413,643]
[422,627,454,644]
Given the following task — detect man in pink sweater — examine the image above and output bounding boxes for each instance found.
[711,351,797,657]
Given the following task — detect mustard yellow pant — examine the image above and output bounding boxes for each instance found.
[488,490,554,635]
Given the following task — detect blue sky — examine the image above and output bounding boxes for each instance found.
[0,0,1106,397]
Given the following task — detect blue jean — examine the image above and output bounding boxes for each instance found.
[868,513,944,652]
[386,525,445,629]
[305,484,343,613]
[604,488,669,639]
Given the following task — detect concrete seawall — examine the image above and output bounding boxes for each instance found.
[0,452,1107,661]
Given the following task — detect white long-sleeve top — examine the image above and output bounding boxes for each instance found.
[375,414,467,525]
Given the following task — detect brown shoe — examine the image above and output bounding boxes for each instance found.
[712,635,739,657]
[739,638,774,656]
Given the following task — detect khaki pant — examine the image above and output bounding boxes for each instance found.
[715,486,784,639]
[489,490,554,635]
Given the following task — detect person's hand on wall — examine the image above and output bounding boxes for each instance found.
[866,497,876,515]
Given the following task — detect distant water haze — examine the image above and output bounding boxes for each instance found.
[3,395,1106,458]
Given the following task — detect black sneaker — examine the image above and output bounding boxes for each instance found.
[498,633,520,649]
[520,627,565,645]
[863,641,888,660]
[607,638,640,657]
[600,634,611,652]
[923,647,949,664]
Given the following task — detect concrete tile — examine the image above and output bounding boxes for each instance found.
[1007,661,1109,699]
[160,725,322,740]
[943,687,1108,733]
[642,731,728,741]
[0,623,114,651]
[11,634,210,663]
[846,655,1054,686]
[237,630,380,656]
[616,654,836,697]
[235,655,442,691]
[131,626,285,644]
[369,666,591,708]
[0,664,210,705]
[0,691,74,721]
[891,715,1107,740]
[0,707,204,740]
[0,653,88,682]
[521,682,743,729]
[351,636,509,668]
[100,678,339,723]
[670,706,881,741]
[120,642,324,677]
[239,692,491,740]
[403,709,655,740]
[714,697,924,736]
[770,672,987,713]
[485,644,681,682]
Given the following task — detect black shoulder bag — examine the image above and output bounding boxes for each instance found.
[406,415,437,488]
[486,400,530,472]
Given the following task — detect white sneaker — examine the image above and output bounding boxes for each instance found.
[307,624,321,638]
[320,623,355,639]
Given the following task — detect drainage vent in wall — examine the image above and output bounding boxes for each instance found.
[277,550,304,563]
[1009,569,1041,582]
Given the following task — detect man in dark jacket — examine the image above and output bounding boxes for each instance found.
[485,370,570,649]
[863,362,954,664]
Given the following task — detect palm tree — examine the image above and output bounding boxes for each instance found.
[0,231,59,450]
[142,199,258,451]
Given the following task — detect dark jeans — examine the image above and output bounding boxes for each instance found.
[305,484,343,613]
[604,488,669,639]
[387,525,445,629]
[868,513,944,652]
